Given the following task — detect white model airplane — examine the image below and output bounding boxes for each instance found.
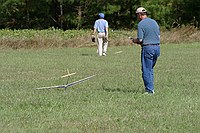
[35,75,96,90]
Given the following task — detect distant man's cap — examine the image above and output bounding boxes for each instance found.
[99,13,105,18]
[136,7,147,14]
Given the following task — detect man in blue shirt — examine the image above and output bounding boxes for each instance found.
[132,7,160,94]
[93,13,109,56]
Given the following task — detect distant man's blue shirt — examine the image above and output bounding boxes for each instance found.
[94,19,108,33]
[137,18,160,45]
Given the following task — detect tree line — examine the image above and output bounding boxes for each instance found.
[0,0,199,30]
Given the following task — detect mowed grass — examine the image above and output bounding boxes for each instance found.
[0,43,200,133]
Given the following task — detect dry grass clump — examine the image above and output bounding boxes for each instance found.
[161,27,200,44]
[0,29,92,49]
[0,35,95,49]
[108,27,200,46]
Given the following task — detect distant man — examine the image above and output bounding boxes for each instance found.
[92,13,109,56]
[132,7,160,94]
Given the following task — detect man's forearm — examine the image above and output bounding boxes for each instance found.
[93,28,96,35]
[105,28,108,36]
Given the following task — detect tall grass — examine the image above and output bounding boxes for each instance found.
[0,29,92,49]
[0,27,200,49]
[0,43,200,132]
[161,27,200,43]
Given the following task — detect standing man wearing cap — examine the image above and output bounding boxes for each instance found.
[92,13,109,56]
[132,7,160,94]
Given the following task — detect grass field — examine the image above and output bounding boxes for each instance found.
[0,43,200,133]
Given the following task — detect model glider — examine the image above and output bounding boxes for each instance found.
[35,75,96,90]
[60,72,76,78]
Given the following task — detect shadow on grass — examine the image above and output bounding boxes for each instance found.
[81,53,95,56]
[81,53,90,56]
[102,85,141,94]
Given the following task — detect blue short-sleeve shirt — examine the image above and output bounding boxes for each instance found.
[94,19,108,33]
[137,18,160,45]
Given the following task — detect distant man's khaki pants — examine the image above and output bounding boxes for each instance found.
[97,33,108,56]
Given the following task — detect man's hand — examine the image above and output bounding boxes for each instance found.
[104,36,108,43]
[131,38,142,44]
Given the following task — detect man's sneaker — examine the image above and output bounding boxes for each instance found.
[143,90,154,95]
[102,53,106,56]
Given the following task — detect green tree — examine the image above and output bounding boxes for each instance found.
[171,0,200,28]
[0,0,23,28]
[140,0,173,28]
[0,0,199,29]
[0,0,51,29]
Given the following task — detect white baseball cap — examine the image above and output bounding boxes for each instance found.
[136,7,147,14]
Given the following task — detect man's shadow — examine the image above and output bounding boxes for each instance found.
[102,85,140,94]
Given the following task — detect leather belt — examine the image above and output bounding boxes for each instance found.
[142,44,160,46]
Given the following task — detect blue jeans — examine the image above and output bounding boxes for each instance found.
[141,45,160,93]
